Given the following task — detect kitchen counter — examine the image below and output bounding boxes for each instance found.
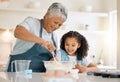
[0,72,120,82]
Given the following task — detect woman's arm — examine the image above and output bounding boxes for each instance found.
[14,25,56,52]
[15,25,45,44]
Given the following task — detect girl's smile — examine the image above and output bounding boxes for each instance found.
[65,37,80,56]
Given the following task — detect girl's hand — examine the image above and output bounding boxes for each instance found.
[75,63,87,73]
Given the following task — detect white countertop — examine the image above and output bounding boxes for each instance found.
[0,72,120,82]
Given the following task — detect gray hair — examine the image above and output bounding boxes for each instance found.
[47,2,68,22]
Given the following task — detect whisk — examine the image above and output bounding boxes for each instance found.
[51,52,57,61]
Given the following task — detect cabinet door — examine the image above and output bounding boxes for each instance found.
[0,43,11,63]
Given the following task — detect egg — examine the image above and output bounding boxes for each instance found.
[54,70,64,77]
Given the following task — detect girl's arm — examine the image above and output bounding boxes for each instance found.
[75,63,100,73]
[86,63,100,72]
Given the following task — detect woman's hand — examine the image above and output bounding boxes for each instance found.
[41,41,56,52]
[75,63,87,73]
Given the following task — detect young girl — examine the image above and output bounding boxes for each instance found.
[56,31,99,73]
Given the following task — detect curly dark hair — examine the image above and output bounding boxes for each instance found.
[60,31,89,60]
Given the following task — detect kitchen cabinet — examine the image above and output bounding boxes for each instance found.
[0,42,12,66]
[60,11,109,32]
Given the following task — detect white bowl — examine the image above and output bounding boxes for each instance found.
[43,61,75,72]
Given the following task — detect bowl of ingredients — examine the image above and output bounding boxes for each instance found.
[43,61,76,77]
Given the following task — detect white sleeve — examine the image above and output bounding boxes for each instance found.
[53,32,58,48]
[55,50,61,61]
[18,16,40,36]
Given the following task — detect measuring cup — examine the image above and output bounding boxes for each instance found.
[11,60,31,73]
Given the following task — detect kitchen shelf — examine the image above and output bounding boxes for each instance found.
[56,29,109,36]
[0,7,46,13]
[62,11,109,31]
[69,11,108,17]
[78,30,109,35]
[0,8,46,28]
[0,7,108,16]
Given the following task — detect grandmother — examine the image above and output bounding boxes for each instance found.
[7,2,68,72]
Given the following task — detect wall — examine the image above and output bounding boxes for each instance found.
[117,0,120,69]
[102,0,117,12]
[5,0,114,12]
[0,10,111,66]
[0,0,117,67]
[0,0,116,28]
[0,29,15,65]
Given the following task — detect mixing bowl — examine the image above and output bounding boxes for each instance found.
[43,61,76,73]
